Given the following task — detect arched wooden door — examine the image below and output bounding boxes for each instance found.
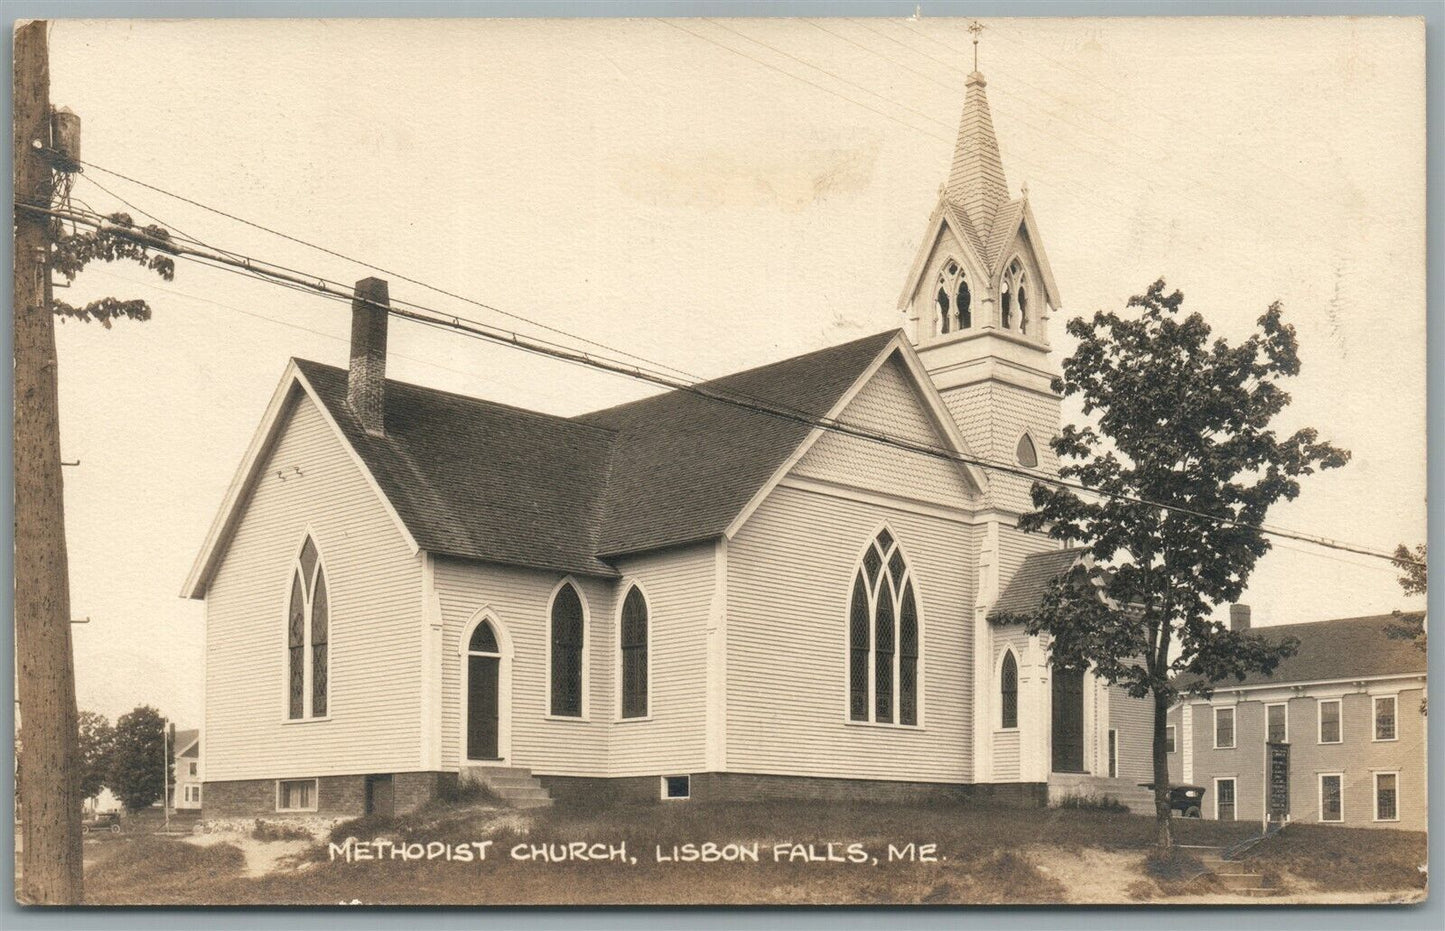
[466,621,501,761]
[1051,666,1086,773]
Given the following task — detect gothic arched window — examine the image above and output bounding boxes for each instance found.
[1003,258,1029,333]
[286,536,329,719]
[934,260,970,335]
[620,586,649,719]
[1000,650,1019,729]
[848,529,920,726]
[1016,432,1039,468]
[549,582,585,717]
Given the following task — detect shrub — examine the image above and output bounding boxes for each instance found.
[251,819,314,842]
[1056,792,1130,813]
[433,778,500,807]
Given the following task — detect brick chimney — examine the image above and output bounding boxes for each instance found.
[347,277,389,436]
[1229,603,1252,632]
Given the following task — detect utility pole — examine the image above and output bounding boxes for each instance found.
[14,19,84,904]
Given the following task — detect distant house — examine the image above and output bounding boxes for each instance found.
[173,728,202,811]
[1167,609,1426,830]
[182,66,1155,819]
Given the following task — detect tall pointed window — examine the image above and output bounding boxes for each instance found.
[287,536,329,719]
[549,583,585,717]
[620,586,649,719]
[1000,650,1019,729]
[934,260,971,335]
[847,529,920,726]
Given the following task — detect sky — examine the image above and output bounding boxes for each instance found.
[42,16,1426,727]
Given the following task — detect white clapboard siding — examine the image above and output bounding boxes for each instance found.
[204,392,423,781]
[990,623,1031,781]
[607,544,715,777]
[1108,684,1156,784]
[794,355,976,508]
[434,559,612,776]
[728,484,978,782]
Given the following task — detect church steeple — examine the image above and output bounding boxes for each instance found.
[946,72,1010,238]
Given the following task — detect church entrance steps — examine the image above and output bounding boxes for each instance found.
[461,765,554,809]
[1184,844,1283,897]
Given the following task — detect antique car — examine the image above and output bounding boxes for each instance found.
[1139,784,1207,818]
[81,811,122,834]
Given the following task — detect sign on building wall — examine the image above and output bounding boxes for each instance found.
[1266,741,1290,821]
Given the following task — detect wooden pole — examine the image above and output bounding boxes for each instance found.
[14,18,84,903]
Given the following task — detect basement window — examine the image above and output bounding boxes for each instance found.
[276,778,318,813]
[661,775,691,801]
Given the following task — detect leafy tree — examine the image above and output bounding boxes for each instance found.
[108,706,170,812]
[49,210,175,326]
[1004,280,1349,848]
[76,711,114,802]
[1392,543,1427,598]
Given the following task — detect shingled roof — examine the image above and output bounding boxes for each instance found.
[988,546,1088,620]
[1199,613,1426,689]
[578,331,898,556]
[287,331,900,577]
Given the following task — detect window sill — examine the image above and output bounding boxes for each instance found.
[845,719,924,731]
[1373,817,1400,824]
[543,714,591,723]
[280,716,332,725]
[1318,739,1343,746]
[992,727,1019,735]
[616,715,653,724]
[276,808,318,815]
[1213,745,1236,751]
[1372,736,1399,743]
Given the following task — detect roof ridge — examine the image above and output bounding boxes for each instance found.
[575,329,900,423]
[293,358,620,437]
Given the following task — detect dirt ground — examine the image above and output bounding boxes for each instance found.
[79,803,1428,906]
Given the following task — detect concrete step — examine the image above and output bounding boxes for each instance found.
[464,764,532,779]
[460,764,553,810]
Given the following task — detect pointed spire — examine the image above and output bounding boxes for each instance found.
[945,71,1010,238]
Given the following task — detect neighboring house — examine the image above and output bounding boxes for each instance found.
[1167,609,1427,831]
[173,728,202,811]
[184,67,1154,818]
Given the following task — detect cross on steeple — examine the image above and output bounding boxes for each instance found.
[968,20,985,73]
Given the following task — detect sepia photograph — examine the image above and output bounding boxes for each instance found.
[9,8,1431,912]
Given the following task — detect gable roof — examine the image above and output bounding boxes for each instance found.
[1196,613,1426,690]
[186,331,924,595]
[577,331,902,556]
[173,729,199,758]
[988,546,1088,620]
[296,359,619,577]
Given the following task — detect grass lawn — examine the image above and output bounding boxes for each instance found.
[81,799,1423,906]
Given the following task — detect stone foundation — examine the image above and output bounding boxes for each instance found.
[203,771,456,819]
[537,772,1048,808]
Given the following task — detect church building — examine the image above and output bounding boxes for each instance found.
[184,67,1155,817]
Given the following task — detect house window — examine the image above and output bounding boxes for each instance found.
[1318,699,1342,744]
[1266,703,1287,743]
[187,761,198,778]
[1215,778,1236,821]
[620,586,649,719]
[661,775,690,800]
[287,536,330,719]
[1165,724,1177,754]
[848,529,920,726]
[549,582,585,717]
[1213,706,1235,749]
[1374,772,1398,822]
[1319,774,1343,822]
[1108,729,1118,778]
[184,785,202,804]
[1015,433,1038,468]
[276,779,318,812]
[999,650,1019,729]
[1373,696,1397,741]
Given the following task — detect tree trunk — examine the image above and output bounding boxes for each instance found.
[14,19,84,904]
[1151,686,1174,849]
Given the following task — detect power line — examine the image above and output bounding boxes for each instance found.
[74,158,702,382]
[21,198,1417,571]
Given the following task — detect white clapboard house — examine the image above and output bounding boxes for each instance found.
[184,68,1155,817]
